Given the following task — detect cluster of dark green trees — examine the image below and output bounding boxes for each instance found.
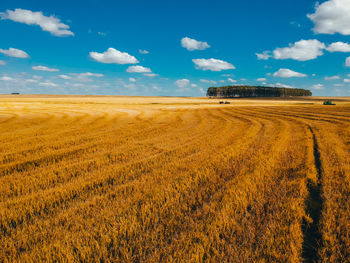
[207,85,312,98]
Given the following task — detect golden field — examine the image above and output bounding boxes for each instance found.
[0,95,349,262]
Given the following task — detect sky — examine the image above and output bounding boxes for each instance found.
[1,0,350,96]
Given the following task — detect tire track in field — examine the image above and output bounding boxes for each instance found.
[302,125,323,263]
[234,107,326,262]
[241,107,326,262]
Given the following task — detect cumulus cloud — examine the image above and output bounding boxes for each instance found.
[192,58,235,71]
[139,49,149,54]
[257,78,267,81]
[308,0,350,35]
[0,48,29,58]
[0,9,74,37]
[326,41,350,52]
[90,48,138,64]
[174,79,190,88]
[256,51,271,60]
[325,75,340,80]
[32,65,59,72]
[129,77,136,82]
[228,78,237,83]
[0,60,6,65]
[273,39,325,61]
[58,74,72,80]
[126,65,151,73]
[344,78,350,83]
[273,68,307,78]
[311,84,325,90]
[181,37,210,51]
[200,79,217,84]
[346,56,350,67]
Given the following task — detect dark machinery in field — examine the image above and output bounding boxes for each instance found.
[323,100,336,105]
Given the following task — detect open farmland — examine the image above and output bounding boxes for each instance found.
[0,95,349,262]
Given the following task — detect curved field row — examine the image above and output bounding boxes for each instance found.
[0,99,349,262]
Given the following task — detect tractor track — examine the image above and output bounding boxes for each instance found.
[302,125,324,263]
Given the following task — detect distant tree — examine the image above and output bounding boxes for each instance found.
[207,85,312,98]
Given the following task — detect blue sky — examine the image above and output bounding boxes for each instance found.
[1,0,350,96]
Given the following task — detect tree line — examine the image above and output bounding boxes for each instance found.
[207,85,312,98]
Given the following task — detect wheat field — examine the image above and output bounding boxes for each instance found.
[0,95,349,262]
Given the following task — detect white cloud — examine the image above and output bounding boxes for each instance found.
[143,73,158,77]
[0,48,29,58]
[344,79,350,83]
[126,65,151,73]
[311,84,325,90]
[58,74,72,80]
[228,78,237,83]
[346,56,350,67]
[326,41,350,52]
[0,76,14,81]
[174,79,190,88]
[325,75,340,80]
[75,72,103,77]
[39,81,57,87]
[129,77,136,82]
[139,49,149,54]
[333,83,344,87]
[90,48,138,64]
[32,65,59,72]
[257,78,267,81]
[0,60,6,65]
[192,58,235,71]
[0,9,74,37]
[152,85,161,91]
[71,83,84,87]
[25,78,38,83]
[273,39,325,61]
[268,83,294,89]
[256,51,271,60]
[69,72,104,82]
[308,0,350,35]
[181,37,210,51]
[200,79,217,84]
[273,68,307,78]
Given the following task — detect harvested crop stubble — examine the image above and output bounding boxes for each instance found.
[0,96,349,262]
